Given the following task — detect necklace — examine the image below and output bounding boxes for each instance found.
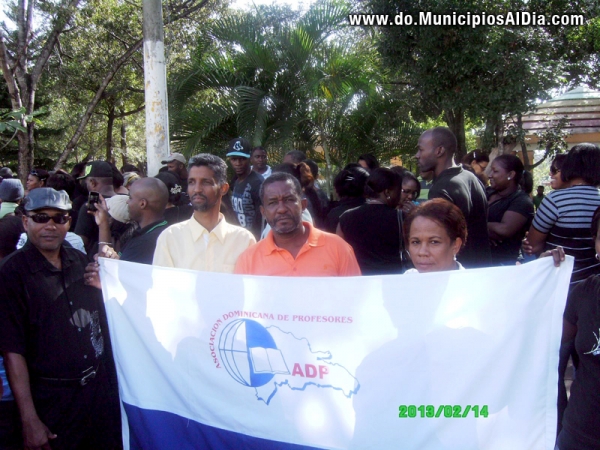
[366,199,385,205]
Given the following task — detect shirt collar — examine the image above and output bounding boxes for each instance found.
[137,219,168,236]
[263,221,321,255]
[189,213,227,243]
[23,239,76,273]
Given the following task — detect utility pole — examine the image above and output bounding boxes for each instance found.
[142,0,169,177]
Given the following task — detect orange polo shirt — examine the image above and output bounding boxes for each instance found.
[234,222,361,276]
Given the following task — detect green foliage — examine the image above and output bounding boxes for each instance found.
[169,0,420,172]
[366,0,570,157]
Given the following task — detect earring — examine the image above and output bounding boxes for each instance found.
[596,254,599,261]
[387,196,391,200]
[453,254,457,261]
[507,177,511,180]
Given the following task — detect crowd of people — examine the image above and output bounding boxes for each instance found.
[0,127,599,449]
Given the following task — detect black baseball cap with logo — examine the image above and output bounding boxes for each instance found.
[78,161,113,179]
[225,138,252,158]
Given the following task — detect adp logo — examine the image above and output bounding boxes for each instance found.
[218,319,329,388]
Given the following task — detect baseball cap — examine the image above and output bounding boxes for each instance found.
[106,195,130,223]
[24,188,72,211]
[0,179,24,202]
[226,138,252,158]
[161,153,187,165]
[78,161,113,179]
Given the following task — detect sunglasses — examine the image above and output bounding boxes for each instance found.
[27,213,70,224]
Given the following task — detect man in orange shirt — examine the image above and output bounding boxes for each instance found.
[234,172,361,276]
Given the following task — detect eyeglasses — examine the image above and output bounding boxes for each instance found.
[27,213,70,224]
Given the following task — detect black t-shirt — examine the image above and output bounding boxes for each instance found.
[429,166,491,268]
[70,194,87,231]
[563,275,600,446]
[325,197,365,233]
[487,189,534,265]
[74,193,121,254]
[0,242,109,378]
[164,205,194,226]
[339,203,404,275]
[119,219,169,264]
[230,171,263,239]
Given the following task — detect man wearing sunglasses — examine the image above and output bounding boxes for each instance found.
[0,188,121,449]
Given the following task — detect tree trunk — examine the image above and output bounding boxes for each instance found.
[482,114,501,152]
[54,38,144,170]
[106,104,115,162]
[444,108,466,161]
[120,121,128,167]
[516,113,531,170]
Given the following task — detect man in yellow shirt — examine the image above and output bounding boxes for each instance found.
[153,154,255,272]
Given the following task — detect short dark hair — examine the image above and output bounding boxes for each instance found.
[46,172,77,199]
[252,146,266,156]
[188,153,228,186]
[260,171,302,202]
[70,162,87,179]
[122,163,141,174]
[551,153,567,172]
[493,154,525,185]
[107,162,124,189]
[521,170,533,195]
[334,166,369,198]
[592,205,600,238]
[429,127,457,156]
[364,168,402,199]
[358,153,380,171]
[285,150,307,164]
[305,159,319,179]
[462,150,489,165]
[404,198,467,250]
[401,169,421,199]
[561,143,600,186]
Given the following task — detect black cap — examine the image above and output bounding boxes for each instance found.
[78,161,113,179]
[24,188,72,211]
[226,137,252,158]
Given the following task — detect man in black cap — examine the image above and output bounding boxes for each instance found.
[227,137,264,239]
[0,188,121,450]
[74,161,117,252]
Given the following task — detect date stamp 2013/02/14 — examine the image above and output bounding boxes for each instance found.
[399,405,489,419]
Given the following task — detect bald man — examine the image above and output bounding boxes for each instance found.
[90,177,169,265]
[102,177,167,264]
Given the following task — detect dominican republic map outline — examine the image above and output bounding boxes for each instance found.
[217,319,360,405]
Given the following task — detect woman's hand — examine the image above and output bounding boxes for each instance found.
[539,246,565,267]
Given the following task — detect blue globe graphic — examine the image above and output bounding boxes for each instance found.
[218,319,278,387]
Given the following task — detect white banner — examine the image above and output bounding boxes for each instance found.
[100,256,573,450]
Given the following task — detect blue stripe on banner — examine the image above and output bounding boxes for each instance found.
[123,403,321,450]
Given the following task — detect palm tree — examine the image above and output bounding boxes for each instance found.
[169,0,420,186]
